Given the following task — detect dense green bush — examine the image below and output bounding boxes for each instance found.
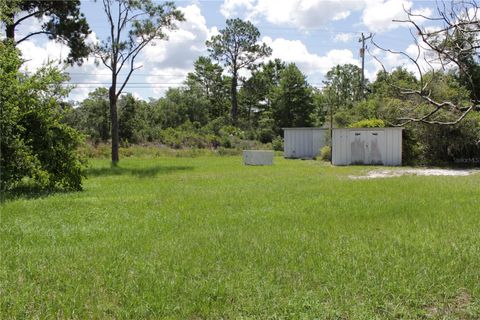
[349,118,386,128]
[257,116,275,143]
[415,114,480,165]
[401,128,423,165]
[320,145,331,161]
[0,42,85,191]
[272,136,284,151]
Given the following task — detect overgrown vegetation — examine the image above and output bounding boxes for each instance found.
[324,67,480,165]
[64,62,480,166]
[0,43,85,192]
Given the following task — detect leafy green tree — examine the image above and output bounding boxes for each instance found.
[323,64,363,109]
[239,59,286,122]
[0,42,34,190]
[156,87,210,128]
[1,0,90,64]
[0,42,85,191]
[186,56,229,119]
[68,88,111,143]
[206,18,272,124]
[119,93,144,143]
[311,88,328,127]
[271,63,315,132]
[370,68,418,100]
[92,0,184,164]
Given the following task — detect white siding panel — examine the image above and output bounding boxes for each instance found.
[243,150,274,165]
[332,128,349,165]
[332,128,403,166]
[344,129,349,165]
[283,128,328,159]
[312,130,326,156]
[385,129,392,165]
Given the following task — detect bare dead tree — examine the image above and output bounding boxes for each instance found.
[371,0,480,127]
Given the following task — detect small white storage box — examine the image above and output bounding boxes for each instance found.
[243,150,274,165]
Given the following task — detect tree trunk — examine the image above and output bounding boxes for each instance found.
[231,71,238,125]
[109,86,119,164]
[6,13,15,41]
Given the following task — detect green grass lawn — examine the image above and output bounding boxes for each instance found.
[1,156,479,319]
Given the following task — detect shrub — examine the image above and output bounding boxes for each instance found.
[258,128,274,143]
[202,117,229,135]
[333,110,355,127]
[320,145,331,161]
[219,125,244,138]
[220,135,232,148]
[0,43,86,191]
[349,118,386,128]
[415,114,480,165]
[272,136,284,151]
[401,128,422,165]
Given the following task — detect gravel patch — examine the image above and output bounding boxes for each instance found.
[349,168,478,179]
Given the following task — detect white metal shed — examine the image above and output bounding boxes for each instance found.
[332,128,403,166]
[283,128,328,159]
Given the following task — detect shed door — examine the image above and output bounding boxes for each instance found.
[367,131,384,165]
[350,132,366,164]
[349,131,384,165]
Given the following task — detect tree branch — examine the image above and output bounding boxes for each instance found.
[369,0,480,126]
[116,48,145,98]
[16,31,55,44]
[13,9,47,27]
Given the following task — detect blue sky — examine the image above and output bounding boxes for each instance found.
[10,0,441,101]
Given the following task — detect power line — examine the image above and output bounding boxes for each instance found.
[67,72,187,77]
[66,82,185,84]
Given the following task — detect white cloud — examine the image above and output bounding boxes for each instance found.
[220,0,256,18]
[362,0,432,32]
[145,67,189,96]
[141,5,213,69]
[333,11,351,21]
[334,33,354,43]
[220,0,432,32]
[14,4,216,101]
[16,37,111,102]
[366,35,447,81]
[67,62,112,102]
[139,4,218,96]
[262,36,359,85]
[221,0,363,29]
[17,40,70,72]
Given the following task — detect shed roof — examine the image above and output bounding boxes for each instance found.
[283,127,328,130]
[332,127,404,131]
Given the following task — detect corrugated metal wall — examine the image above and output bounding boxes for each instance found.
[283,128,327,159]
[332,128,403,166]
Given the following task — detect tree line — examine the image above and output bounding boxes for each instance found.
[1,0,479,192]
[64,57,320,147]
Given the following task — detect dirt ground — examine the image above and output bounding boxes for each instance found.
[349,168,479,179]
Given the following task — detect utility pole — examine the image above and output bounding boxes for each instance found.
[329,102,333,144]
[323,98,334,145]
[359,32,372,99]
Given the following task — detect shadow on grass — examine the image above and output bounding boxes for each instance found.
[86,164,194,178]
[1,165,195,203]
[1,185,72,204]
